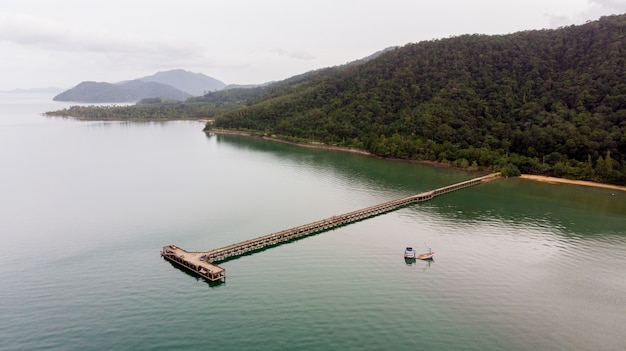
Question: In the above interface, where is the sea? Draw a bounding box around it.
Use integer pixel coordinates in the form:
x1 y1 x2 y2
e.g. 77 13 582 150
1 92 625 351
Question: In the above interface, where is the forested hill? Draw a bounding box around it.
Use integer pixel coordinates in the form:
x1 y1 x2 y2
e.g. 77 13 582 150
210 14 626 185
47 14 626 184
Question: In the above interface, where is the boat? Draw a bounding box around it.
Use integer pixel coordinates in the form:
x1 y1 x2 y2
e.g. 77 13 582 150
416 248 435 260
414 242 435 260
404 247 416 259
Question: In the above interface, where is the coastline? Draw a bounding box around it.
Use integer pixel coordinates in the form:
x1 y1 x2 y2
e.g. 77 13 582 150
207 128 626 192
205 128 373 155
205 128 480 171
519 174 626 192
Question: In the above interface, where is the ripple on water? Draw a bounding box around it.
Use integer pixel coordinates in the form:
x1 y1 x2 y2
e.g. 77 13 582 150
3 107 626 351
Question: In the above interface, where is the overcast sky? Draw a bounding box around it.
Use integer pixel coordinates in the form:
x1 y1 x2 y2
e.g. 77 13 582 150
1 0 626 90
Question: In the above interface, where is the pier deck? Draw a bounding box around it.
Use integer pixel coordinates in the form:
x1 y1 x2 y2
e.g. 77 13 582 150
161 245 225 282
161 173 500 282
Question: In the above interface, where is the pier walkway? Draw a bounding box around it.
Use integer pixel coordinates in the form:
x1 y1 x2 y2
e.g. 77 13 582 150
161 173 500 281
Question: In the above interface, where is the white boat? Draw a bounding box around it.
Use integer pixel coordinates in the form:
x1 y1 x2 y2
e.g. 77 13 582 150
404 247 416 259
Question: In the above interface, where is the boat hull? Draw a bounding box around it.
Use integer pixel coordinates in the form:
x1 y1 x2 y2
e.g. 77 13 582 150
404 247 416 259
416 252 435 260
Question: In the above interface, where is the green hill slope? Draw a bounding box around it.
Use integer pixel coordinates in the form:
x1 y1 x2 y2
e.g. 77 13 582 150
210 14 626 184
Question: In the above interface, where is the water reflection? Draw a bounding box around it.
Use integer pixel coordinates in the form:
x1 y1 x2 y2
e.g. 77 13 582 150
208 132 475 195
421 259 434 271
412 181 626 238
404 257 434 271
164 259 225 288
208 132 626 242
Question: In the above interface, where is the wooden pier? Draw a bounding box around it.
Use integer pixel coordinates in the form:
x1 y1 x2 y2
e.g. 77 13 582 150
161 173 500 282
161 245 226 282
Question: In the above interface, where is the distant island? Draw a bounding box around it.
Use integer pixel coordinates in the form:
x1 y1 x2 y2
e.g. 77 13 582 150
53 69 226 103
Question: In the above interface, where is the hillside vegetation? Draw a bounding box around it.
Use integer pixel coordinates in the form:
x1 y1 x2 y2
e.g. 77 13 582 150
48 15 626 184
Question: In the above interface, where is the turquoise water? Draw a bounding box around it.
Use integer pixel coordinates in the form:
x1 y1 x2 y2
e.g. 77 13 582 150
1 93 625 350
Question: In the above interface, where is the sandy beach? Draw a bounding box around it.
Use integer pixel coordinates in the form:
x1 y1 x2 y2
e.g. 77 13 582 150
519 174 626 192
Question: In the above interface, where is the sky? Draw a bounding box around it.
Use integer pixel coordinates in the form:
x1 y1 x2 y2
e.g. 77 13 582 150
1 0 626 90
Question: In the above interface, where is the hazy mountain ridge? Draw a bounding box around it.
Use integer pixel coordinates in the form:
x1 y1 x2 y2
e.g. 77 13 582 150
53 80 191 103
53 69 225 102
137 69 226 95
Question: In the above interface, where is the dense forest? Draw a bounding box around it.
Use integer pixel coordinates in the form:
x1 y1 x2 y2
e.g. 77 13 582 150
47 14 626 185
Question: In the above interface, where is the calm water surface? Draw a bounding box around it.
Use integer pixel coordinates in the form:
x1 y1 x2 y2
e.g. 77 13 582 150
1 93 625 350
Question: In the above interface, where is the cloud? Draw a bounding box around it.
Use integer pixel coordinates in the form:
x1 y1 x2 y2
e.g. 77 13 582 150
546 0 626 27
587 0 626 17
270 47 316 60
590 0 626 11
0 12 203 59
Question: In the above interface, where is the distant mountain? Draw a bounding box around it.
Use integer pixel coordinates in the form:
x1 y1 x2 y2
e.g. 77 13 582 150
137 69 226 96
53 69 225 102
53 80 191 103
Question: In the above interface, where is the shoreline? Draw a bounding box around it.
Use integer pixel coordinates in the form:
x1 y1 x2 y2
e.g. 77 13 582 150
207 128 626 192
205 128 372 155
518 174 626 192
205 128 481 171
